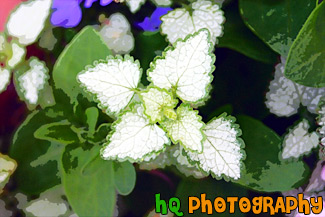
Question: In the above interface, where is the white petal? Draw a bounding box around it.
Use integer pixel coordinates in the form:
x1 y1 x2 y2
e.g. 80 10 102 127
0 68 11 93
161 104 204 152
161 0 225 44
8 42 26 68
187 114 245 180
305 161 325 193
101 104 169 162
126 0 146 13
78 56 141 115
266 57 325 117
7 0 52 45
281 120 319 159
99 13 134 54
140 87 178 123
17 58 49 105
148 29 214 103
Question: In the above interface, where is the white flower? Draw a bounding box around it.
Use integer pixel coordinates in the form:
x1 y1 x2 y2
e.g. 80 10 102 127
99 13 134 54
151 0 171 6
161 0 225 44
126 0 146 13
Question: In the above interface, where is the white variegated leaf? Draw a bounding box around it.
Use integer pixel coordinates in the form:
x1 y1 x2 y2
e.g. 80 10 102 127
126 0 146 13
8 42 26 68
171 145 206 179
140 87 178 123
266 57 325 117
139 148 173 170
7 0 52 45
187 113 245 180
78 56 141 115
0 153 17 194
151 0 172 6
305 161 325 193
16 58 49 105
148 29 215 103
161 104 204 152
161 0 225 44
101 104 170 162
281 120 319 159
0 68 11 93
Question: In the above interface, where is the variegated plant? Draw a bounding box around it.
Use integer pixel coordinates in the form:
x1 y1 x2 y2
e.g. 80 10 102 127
78 29 245 180
0 0 53 109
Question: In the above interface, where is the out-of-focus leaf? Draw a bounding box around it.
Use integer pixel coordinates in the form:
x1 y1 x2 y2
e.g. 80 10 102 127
61 144 116 217
284 2 325 87
235 115 310 192
34 120 80 145
113 161 136 196
239 0 315 56
219 4 277 64
10 110 64 194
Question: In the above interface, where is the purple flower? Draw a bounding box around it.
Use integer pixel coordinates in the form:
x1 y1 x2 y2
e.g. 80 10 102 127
50 0 113 28
84 0 113 8
51 0 83 28
136 7 172 32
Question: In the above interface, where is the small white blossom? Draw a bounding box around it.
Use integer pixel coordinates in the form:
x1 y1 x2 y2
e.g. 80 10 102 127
99 13 134 54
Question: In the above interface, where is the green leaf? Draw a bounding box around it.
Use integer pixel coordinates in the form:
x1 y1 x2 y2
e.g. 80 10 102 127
53 26 112 102
85 107 99 136
34 120 80 145
61 144 116 217
176 178 248 217
218 4 277 64
10 110 64 194
113 161 136 196
284 1 325 87
239 0 315 56
235 115 310 192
